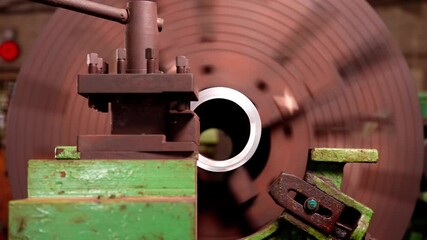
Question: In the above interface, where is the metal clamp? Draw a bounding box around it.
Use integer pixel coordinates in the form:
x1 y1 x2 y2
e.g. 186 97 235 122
267 148 378 240
269 173 345 235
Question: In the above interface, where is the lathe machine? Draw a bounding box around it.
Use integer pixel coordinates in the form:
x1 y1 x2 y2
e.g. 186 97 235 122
5 0 424 239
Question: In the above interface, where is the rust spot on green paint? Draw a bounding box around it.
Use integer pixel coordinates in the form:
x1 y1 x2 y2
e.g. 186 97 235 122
55 146 80 159
109 194 116 199
138 191 144 195
119 205 127 211
60 171 66 178
58 191 65 195
17 218 26 233
136 185 146 188
73 216 86 224
184 162 194 168
156 235 164 240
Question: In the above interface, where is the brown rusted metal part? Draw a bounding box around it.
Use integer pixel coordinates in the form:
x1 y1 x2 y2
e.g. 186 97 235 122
30 0 129 24
6 0 424 239
87 53 98 74
176 56 189 74
77 71 198 158
56 0 201 161
168 110 200 143
26 0 199 164
269 172 345 234
126 1 160 73
269 170 375 239
80 150 197 160
78 73 197 98
116 48 127 74
78 135 197 152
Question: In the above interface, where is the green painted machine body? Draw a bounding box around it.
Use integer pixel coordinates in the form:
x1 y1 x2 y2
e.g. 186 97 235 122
28 159 195 198
9 147 197 240
9 198 196 240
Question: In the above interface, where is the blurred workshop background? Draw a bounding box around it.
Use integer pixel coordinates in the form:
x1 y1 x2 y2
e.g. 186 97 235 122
1 0 427 240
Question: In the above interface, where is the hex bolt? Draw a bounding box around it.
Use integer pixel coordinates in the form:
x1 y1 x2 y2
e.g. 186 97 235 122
86 53 98 74
97 57 104 73
176 56 188 73
116 48 126 74
145 48 155 73
175 55 190 111
334 227 347 239
304 197 319 213
116 48 126 60
102 61 109 74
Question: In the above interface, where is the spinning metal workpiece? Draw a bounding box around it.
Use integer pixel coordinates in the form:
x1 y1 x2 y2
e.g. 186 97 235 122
6 0 424 239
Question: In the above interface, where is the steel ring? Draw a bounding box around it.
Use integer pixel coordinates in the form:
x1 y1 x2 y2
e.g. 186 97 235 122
191 87 262 172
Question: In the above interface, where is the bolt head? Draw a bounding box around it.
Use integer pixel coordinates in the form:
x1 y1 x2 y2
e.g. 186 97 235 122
116 48 126 60
304 198 319 213
176 56 188 68
334 227 347 238
97 58 104 71
86 53 98 65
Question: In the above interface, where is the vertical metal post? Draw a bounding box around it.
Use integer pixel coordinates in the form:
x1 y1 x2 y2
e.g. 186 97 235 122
126 1 160 73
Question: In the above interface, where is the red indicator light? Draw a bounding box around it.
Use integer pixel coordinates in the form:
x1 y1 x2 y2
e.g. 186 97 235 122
0 40 20 62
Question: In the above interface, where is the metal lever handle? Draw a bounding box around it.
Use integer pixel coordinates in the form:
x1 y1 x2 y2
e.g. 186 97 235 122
30 0 129 24
31 0 162 73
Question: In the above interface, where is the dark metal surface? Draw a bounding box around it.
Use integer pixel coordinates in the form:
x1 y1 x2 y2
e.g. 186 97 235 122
125 1 160 73
78 135 197 152
77 70 199 158
6 0 424 239
78 73 197 97
56 0 201 161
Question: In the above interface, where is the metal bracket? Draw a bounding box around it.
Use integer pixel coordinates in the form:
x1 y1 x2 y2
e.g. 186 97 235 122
271 148 378 240
246 148 378 240
269 173 346 236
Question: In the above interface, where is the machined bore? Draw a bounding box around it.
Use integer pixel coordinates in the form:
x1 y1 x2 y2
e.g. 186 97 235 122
191 87 262 172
